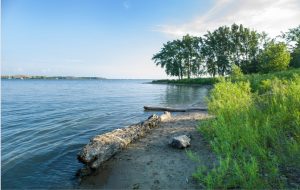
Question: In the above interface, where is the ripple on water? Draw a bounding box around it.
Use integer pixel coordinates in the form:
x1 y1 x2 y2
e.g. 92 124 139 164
1 79 209 189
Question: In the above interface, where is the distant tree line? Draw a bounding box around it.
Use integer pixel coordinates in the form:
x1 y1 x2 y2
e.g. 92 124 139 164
152 24 300 78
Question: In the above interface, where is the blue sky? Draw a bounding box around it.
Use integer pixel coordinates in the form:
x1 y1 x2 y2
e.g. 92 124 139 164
2 0 300 78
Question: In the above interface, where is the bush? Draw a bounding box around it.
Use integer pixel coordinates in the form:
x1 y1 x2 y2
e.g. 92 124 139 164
195 73 300 189
258 42 291 73
152 77 219 85
230 64 244 81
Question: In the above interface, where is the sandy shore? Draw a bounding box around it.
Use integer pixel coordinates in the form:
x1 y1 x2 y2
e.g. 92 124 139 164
79 112 216 189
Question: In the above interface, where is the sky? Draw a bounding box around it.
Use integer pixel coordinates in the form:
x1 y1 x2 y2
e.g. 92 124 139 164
2 0 300 79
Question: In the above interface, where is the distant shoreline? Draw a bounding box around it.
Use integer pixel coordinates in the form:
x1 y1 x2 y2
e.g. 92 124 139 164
1 75 106 80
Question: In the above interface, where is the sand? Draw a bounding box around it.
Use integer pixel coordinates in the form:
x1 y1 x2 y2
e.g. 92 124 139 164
79 112 216 189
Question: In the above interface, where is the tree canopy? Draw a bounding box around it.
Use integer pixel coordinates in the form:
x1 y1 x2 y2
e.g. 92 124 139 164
258 42 291 73
152 35 202 79
282 25 300 68
153 24 299 78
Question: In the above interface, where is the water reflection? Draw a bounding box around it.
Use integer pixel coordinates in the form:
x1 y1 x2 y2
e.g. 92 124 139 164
1 80 209 189
161 85 209 108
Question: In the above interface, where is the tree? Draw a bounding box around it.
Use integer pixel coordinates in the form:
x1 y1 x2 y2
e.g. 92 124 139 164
152 35 202 79
181 35 202 78
290 39 300 68
258 42 291 73
201 24 262 76
152 40 185 79
281 25 300 50
282 25 300 68
153 24 298 78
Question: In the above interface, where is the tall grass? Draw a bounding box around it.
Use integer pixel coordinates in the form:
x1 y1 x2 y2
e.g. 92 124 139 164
152 77 219 85
152 68 300 86
195 72 300 189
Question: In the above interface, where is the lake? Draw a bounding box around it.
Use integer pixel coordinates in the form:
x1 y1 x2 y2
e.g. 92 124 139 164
1 79 209 189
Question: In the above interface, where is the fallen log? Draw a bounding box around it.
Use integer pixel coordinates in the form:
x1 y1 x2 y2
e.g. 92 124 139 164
144 106 208 112
77 112 171 176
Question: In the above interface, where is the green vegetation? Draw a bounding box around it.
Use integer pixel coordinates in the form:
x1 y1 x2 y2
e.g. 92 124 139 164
152 23 300 189
233 68 300 92
283 26 300 68
152 35 202 79
193 69 300 189
152 77 219 85
258 42 291 73
152 68 300 86
153 24 300 79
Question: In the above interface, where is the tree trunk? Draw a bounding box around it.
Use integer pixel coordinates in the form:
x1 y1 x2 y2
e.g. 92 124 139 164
187 57 191 79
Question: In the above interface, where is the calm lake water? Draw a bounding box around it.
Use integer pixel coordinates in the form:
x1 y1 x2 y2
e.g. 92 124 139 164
1 79 209 189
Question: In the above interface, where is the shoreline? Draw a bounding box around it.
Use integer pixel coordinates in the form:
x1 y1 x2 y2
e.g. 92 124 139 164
147 81 214 88
78 112 215 189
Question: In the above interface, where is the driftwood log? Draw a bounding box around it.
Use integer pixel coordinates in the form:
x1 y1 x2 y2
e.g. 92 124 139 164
144 106 208 112
77 112 172 176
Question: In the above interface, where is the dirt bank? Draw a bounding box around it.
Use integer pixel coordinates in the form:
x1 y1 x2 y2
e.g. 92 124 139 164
79 112 216 189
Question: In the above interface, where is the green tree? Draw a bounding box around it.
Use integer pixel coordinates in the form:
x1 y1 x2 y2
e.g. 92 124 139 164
282 25 300 50
201 24 262 76
152 40 185 79
283 25 300 68
181 35 202 78
258 42 291 73
152 35 202 79
290 39 300 68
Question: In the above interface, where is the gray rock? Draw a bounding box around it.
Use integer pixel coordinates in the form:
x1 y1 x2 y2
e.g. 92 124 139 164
169 135 191 149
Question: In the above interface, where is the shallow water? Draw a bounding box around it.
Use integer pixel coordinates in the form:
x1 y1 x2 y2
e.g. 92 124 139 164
1 79 208 189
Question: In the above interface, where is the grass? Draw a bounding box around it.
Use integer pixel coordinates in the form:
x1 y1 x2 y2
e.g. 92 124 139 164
152 77 219 85
232 68 300 91
152 68 300 87
193 69 300 189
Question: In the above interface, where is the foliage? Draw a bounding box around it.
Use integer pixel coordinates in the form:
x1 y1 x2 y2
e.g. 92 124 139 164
152 40 184 79
201 24 263 76
290 39 300 68
281 25 300 51
230 64 244 81
152 68 300 87
195 70 300 189
258 41 291 73
281 25 300 68
153 24 300 78
232 68 300 91
152 35 202 79
152 77 219 85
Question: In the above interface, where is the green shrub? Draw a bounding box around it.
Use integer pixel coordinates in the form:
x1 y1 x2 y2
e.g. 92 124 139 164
152 77 219 85
258 42 291 73
195 73 300 189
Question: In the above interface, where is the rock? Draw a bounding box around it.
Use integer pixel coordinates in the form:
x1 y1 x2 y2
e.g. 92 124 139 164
160 111 172 122
169 135 191 149
77 114 161 170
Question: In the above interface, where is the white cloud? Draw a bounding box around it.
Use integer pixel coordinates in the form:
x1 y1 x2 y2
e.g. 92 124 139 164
156 0 300 38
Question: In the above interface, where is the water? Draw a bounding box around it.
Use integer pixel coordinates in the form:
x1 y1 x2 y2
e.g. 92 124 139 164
1 79 209 189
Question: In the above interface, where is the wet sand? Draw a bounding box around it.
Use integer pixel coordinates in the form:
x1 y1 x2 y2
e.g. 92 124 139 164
79 112 216 189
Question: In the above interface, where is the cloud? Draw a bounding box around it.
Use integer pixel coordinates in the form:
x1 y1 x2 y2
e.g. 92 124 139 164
156 0 300 38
